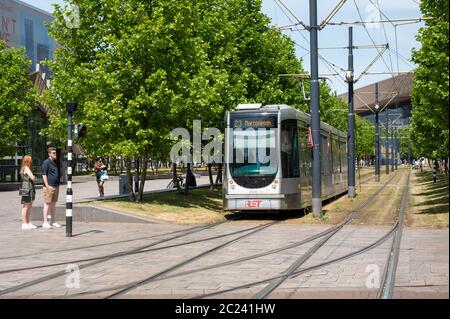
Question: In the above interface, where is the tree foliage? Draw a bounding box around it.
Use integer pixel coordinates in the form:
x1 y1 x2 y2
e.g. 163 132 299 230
43 0 375 200
320 83 375 158
0 41 36 157
411 0 449 159
43 0 307 199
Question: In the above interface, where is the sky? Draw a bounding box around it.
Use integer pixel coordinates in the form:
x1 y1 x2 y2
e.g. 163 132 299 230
21 0 424 95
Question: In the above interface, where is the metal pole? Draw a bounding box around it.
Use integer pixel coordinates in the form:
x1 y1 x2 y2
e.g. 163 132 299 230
408 141 411 166
66 106 74 237
375 83 380 182
134 159 139 193
391 124 394 172
310 0 322 217
385 117 390 175
347 27 356 198
394 128 398 170
433 160 437 183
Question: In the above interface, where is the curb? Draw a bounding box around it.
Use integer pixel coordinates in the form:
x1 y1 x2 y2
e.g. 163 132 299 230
30 205 158 224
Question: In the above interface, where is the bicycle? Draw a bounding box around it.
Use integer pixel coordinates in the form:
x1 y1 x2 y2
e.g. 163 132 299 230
166 175 184 189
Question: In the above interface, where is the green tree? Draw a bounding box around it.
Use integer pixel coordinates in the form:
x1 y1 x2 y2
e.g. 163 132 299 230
0 41 36 157
43 0 308 199
411 0 449 159
320 83 375 159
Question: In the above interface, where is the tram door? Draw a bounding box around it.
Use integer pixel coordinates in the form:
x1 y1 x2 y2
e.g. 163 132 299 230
321 132 333 198
298 121 312 207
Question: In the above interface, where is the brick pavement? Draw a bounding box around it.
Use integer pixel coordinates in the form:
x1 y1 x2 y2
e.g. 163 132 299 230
0 178 448 299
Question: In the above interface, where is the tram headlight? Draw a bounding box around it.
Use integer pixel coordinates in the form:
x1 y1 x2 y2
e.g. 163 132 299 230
271 179 279 189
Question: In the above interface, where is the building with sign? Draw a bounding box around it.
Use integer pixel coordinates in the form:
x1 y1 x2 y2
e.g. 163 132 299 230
1 0 54 71
0 0 55 187
339 72 413 164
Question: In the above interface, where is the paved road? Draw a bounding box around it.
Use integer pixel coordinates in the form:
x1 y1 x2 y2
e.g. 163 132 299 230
0 177 448 299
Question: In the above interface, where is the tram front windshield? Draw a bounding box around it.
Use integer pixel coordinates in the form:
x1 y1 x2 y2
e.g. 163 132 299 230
229 112 278 188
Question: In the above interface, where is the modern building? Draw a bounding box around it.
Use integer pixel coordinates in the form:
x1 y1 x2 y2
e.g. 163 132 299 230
339 72 413 163
0 0 55 187
1 0 54 71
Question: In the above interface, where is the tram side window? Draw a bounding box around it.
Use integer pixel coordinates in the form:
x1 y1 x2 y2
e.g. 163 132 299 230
299 124 312 176
332 135 341 173
321 133 331 175
339 137 347 172
281 120 300 178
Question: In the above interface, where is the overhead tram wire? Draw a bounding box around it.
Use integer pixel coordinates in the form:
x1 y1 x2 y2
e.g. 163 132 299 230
351 1 420 100
352 0 398 93
273 0 349 90
274 0 412 94
374 0 395 76
351 3 420 119
325 17 430 26
368 0 419 95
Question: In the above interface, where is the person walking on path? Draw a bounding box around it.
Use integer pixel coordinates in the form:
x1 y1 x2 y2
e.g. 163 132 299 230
20 155 37 230
42 147 61 229
94 160 108 197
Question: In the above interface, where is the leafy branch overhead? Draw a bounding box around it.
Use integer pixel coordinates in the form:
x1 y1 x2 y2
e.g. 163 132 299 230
411 0 449 159
0 41 36 158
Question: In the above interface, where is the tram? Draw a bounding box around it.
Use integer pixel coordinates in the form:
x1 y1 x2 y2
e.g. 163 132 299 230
223 104 348 211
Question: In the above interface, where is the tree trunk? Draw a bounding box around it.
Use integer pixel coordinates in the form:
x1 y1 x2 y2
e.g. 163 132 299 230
183 163 190 195
172 162 182 193
138 157 148 202
126 159 135 201
214 163 223 186
207 163 214 190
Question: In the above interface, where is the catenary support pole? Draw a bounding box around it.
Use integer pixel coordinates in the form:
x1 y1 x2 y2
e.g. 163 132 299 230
391 124 394 172
408 141 411 165
394 128 398 170
375 83 380 182
347 27 356 197
385 117 390 175
310 0 322 217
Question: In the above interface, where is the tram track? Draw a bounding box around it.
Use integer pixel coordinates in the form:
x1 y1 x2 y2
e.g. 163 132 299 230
63 171 400 298
0 170 376 264
377 170 410 299
0 218 258 296
103 221 278 298
0 220 271 275
0 171 406 298
192 170 409 299
0 223 225 261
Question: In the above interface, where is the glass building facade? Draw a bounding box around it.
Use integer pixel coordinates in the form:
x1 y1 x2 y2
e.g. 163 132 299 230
1 0 55 184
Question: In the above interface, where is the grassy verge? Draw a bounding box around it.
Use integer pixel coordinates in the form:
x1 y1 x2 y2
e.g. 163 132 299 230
406 168 449 228
88 167 410 226
89 188 232 224
284 167 395 225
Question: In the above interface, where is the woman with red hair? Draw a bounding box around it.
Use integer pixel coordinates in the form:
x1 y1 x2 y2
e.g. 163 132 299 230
20 155 37 230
